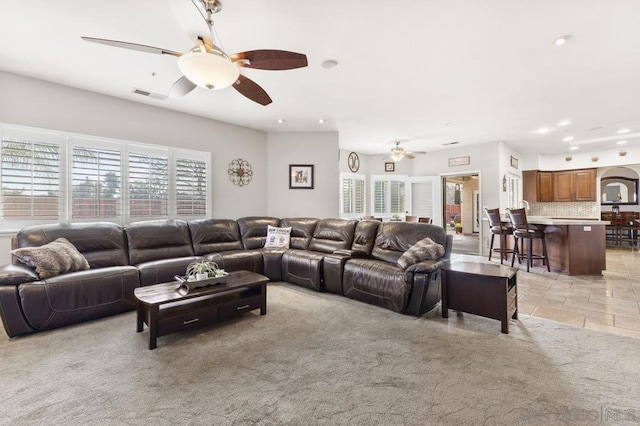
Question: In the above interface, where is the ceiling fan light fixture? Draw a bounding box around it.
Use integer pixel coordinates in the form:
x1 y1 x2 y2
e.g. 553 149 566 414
391 150 404 162
177 50 239 90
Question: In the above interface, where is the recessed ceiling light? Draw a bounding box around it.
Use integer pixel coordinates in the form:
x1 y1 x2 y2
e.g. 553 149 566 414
537 127 549 134
554 35 571 46
318 118 325 124
617 140 628 145
563 136 574 142
321 59 339 69
569 146 579 151
277 118 285 124
617 128 630 134
558 120 571 126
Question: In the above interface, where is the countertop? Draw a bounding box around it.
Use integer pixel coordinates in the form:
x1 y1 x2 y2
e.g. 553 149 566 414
483 216 610 225
526 216 609 225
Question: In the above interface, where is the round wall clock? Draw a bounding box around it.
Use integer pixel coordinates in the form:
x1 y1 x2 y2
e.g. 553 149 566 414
227 158 253 187
347 152 360 173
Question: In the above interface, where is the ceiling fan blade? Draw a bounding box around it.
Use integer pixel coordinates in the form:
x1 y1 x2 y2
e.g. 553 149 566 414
232 74 272 106
410 151 427 155
169 76 197 97
230 50 308 70
405 153 416 160
169 0 213 47
81 36 182 57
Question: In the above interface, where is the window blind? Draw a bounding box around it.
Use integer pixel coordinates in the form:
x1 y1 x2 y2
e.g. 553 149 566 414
1 139 60 220
128 152 169 218
72 146 121 219
176 158 207 216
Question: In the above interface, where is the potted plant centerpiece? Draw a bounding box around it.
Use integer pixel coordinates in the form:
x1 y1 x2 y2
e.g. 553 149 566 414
186 261 224 281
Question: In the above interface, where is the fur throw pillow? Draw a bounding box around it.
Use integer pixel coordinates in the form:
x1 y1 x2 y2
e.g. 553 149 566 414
397 237 445 270
11 238 90 279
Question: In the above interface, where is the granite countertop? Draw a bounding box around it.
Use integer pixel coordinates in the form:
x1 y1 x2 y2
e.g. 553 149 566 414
526 216 609 225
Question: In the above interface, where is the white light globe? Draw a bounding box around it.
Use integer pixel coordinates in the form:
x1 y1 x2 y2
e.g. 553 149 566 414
178 51 239 90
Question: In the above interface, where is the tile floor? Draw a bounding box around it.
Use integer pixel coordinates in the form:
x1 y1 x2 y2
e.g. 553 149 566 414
452 247 640 339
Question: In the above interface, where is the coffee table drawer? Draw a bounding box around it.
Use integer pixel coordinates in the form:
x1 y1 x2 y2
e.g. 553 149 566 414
218 295 263 319
158 305 218 336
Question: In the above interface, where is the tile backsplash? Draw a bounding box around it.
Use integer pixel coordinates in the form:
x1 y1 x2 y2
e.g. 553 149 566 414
529 202 599 219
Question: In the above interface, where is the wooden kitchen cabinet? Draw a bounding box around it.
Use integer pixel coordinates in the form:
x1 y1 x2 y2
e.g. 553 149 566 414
523 168 596 202
554 169 597 201
523 170 554 202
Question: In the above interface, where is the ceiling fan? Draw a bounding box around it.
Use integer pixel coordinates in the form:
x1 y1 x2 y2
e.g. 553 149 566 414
388 141 426 161
81 0 308 105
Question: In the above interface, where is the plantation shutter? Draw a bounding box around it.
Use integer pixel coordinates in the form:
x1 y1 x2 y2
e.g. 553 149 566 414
354 178 365 214
72 147 121 219
373 180 387 214
128 151 169 218
1 139 61 220
390 181 405 214
342 177 354 214
176 158 207 216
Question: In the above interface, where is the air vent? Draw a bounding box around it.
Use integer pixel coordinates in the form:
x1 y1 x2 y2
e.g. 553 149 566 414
132 88 167 100
443 141 459 146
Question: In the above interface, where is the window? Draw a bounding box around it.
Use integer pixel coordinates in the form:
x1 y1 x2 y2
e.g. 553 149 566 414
371 175 407 216
0 124 211 229
128 150 169 219
1 128 62 228
72 145 122 220
175 157 207 216
340 174 365 217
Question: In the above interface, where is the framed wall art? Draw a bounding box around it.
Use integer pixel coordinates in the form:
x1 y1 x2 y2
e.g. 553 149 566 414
510 155 518 169
289 164 314 189
448 156 470 167
385 162 395 172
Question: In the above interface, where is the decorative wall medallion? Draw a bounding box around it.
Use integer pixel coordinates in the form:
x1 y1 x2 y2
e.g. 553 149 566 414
227 158 253 187
347 152 360 172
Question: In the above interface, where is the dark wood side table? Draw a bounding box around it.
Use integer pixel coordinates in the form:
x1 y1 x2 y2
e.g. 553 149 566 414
441 262 518 334
134 270 269 349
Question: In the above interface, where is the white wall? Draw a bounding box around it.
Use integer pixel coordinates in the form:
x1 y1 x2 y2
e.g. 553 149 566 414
267 132 339 218
0 71 270 263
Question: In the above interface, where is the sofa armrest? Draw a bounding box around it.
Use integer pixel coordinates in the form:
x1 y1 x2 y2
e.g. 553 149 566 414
0 264 39 286
332 249 369 258
405 258 450 274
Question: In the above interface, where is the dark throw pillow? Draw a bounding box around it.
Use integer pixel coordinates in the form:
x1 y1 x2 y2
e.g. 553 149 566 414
397 237 445 270
11 238 90 279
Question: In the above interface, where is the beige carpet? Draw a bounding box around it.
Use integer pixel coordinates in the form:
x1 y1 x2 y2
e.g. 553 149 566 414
2 282 639 425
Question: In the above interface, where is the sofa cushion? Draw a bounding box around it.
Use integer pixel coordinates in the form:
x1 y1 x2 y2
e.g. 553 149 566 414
307 219 357 253
189 219 243 255
136 256 202 286
397 237 445 269
280 218 319 250
126 220 194 265
15 222 129 268
237 217 281 250
12 238 90 279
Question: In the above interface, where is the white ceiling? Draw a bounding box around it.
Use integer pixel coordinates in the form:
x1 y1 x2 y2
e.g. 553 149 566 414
2 0 640 156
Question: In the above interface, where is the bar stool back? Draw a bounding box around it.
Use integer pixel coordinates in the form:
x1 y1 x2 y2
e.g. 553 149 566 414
508 208 550 272
484 208 516 265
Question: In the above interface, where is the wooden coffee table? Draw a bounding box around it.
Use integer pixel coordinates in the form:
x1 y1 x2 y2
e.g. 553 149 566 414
441 262 518 334
134 270 269 349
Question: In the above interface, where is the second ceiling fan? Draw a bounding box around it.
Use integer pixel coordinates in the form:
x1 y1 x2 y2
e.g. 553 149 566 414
82 0 308 105
388 141 426 161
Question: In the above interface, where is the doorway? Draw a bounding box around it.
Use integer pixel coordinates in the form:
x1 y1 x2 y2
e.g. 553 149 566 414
442 174 480 255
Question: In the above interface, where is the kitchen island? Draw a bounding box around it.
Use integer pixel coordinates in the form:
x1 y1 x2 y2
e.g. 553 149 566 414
522 217 608 276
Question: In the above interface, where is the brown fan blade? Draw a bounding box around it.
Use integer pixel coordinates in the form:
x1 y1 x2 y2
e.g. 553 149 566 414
168 76 197 98
81 37 182 57
230 50 308 70
232 75 272 105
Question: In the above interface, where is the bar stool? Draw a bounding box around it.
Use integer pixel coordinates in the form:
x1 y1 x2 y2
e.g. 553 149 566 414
508 208 550 273
484 208 516 265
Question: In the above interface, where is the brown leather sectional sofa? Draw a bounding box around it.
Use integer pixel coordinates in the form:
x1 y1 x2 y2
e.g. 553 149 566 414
0 217 453 337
